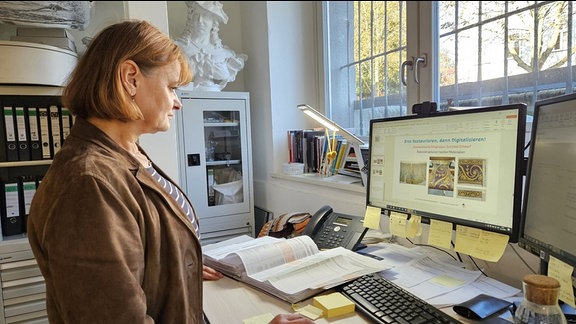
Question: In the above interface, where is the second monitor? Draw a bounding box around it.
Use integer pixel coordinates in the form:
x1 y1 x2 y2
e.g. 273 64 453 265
367 103 527 242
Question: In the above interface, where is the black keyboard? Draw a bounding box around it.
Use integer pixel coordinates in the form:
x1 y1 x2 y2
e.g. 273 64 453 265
338 273 462 324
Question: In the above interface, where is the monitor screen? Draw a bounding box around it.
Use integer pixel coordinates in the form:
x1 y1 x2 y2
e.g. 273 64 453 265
367 104 527 242
518 93 576 286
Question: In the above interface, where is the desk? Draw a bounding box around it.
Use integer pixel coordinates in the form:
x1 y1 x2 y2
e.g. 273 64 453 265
203 276 478 323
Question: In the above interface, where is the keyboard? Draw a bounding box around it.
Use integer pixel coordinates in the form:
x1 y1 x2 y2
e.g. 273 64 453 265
338 273 462 324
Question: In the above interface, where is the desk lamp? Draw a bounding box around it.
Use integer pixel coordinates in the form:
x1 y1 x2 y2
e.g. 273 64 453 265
297 104 367 186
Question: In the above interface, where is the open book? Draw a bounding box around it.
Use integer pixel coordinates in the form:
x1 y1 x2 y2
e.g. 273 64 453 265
202 234 389 304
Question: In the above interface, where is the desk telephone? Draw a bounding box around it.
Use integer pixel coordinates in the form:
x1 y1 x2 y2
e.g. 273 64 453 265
302 205 368 251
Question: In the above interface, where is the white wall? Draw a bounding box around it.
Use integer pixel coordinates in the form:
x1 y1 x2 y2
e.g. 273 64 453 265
235 1 360 217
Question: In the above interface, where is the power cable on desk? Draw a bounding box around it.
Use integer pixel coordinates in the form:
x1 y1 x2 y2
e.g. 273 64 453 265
404 237 458 261
464 254 489 277
449 240 464 263
509 243 538 274
407 239 490 277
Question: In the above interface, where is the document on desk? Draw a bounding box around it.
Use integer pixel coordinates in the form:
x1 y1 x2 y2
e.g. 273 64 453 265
358 242 521 307
381 256 482 300
427 275 521 308
202 235 390 304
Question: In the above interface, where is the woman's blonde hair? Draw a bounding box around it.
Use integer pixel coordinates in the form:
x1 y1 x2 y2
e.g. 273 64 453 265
62 20 192 121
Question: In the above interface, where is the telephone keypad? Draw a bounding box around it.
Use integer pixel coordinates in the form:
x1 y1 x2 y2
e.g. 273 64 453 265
318 225 350 248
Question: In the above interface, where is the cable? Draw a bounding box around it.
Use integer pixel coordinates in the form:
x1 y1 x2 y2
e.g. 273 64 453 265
509 243 538 274
450 241 463 263
466 255 489 277
405 238 458 261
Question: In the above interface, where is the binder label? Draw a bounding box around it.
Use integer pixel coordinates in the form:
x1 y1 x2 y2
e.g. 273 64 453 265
15 107 27 142
28 108 40 142
3 106 18 161
39 107 51 159
50 105 61 155
4 183 19 217
4 107 15 143
21 181 37 215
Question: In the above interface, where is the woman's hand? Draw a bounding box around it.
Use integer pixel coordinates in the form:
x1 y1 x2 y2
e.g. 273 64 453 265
269 313 314 324
202 265 224 281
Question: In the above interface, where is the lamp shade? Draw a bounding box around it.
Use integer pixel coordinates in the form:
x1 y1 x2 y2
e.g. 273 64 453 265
297 104 364 145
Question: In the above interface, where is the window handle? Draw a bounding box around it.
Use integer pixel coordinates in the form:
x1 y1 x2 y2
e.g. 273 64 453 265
401 59 413 86
401 55 427 86
413 55 427 85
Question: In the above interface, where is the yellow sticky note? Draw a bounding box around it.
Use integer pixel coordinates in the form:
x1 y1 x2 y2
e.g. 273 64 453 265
431 274 466 287
454 225 508 262
406 215 422 238
313 292 355 318
389 211 408 237
548 255 576 308
454 225 482 255
295 304 324 320
363 205 381 229
242 313 275 324
428 219 453 249
471 231 508 262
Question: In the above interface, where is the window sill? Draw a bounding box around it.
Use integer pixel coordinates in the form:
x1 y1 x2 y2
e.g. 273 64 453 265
270 173 366 194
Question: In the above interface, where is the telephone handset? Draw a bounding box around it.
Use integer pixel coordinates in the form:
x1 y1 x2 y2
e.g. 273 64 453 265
302 205 368 251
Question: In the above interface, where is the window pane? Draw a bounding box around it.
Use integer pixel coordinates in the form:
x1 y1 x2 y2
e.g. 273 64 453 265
326 1 406 138
481 21 505 81
457 27 479 84
439 1 576 116
458 1 480 29
324 1 576 137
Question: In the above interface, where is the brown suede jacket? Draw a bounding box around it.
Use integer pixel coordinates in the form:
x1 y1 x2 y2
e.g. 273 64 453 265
27 117 204 323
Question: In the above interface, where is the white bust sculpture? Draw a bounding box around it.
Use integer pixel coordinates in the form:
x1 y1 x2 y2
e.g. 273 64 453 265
175 1 247 91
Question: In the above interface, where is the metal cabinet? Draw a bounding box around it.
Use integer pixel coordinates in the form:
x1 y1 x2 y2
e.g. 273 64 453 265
176 91 254 244
0 239 47 324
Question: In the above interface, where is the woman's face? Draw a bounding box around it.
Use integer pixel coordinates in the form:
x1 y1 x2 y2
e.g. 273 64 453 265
134 61 183 134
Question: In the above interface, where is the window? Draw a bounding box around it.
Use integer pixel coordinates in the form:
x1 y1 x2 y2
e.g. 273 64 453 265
323 1 576 138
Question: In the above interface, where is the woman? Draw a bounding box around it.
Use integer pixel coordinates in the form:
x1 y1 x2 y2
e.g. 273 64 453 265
27 19 312 324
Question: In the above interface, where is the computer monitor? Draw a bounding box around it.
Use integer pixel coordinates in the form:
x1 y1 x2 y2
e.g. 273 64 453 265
518 93 576 302
367 104 527 242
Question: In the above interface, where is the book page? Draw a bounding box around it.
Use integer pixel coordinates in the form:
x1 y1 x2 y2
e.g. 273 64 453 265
248 247 389 294
236 235 319 275
202 235 320 278
203 235 284 278
203 235 278 260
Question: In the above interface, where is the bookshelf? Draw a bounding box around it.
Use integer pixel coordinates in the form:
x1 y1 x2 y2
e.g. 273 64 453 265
0 42 72 322
287 129 368 187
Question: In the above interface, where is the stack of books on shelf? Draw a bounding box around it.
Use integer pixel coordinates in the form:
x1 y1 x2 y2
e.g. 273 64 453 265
11 27 77 53
287 129 350 176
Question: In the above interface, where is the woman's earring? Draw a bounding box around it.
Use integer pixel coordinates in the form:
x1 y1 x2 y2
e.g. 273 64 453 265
131 93 136 101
